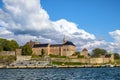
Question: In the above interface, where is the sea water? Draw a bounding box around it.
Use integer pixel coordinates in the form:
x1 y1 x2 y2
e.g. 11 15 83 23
0 68 120 80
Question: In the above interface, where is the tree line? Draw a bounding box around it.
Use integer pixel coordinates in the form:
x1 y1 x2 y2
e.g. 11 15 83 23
91 48 120 59
0 38 19 51
0 38 32 55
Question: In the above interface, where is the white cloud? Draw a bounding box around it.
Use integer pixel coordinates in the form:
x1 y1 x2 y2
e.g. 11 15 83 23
53 19 95 40
0 0 95 41
53 19 78 34
109 30 120 42
0 0 120 53
0 28 14 40
1 0 53 35
14 35 37 45
108 30 120 53
0 28 13 36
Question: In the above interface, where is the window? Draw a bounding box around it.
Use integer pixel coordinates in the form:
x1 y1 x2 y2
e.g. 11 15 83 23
67 49 69 51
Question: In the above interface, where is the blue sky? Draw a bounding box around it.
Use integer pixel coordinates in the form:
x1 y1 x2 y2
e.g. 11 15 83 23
0 0 120 52
0 0 120 41
0 0 3 8
41 0 120 41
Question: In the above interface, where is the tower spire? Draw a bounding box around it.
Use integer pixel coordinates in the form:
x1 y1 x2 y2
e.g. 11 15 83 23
63 35 66 44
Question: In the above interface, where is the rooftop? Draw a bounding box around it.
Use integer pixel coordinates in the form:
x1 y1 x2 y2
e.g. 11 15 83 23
50 44 62 47
33 44 49 48
82 48 88 51
63 41 76 46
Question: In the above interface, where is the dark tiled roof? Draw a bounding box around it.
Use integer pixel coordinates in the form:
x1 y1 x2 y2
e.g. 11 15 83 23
82 48 88 51
33 44 49 48
63 41 76 46
50 44 62 47
33 41 76 48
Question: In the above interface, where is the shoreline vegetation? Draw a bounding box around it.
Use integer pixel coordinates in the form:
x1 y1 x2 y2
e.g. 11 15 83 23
0 38 120 69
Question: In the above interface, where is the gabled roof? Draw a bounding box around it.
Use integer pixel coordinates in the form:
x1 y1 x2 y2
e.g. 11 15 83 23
63 41 76 46
82 48 88 51
33 43 49 48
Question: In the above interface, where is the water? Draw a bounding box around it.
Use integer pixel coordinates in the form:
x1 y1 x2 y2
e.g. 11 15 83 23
0 68 120 80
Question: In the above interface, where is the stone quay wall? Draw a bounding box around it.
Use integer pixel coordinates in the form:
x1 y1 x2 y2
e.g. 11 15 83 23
51 57 113 64
0 51 15 56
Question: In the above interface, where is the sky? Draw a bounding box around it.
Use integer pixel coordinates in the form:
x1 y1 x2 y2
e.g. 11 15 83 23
41 0 120 42
0 0 120 53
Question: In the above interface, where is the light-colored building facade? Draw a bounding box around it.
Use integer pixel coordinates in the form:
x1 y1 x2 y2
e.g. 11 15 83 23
80 48 89 57
30 37 76 56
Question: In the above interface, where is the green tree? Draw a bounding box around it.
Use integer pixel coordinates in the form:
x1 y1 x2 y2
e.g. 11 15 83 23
0 38 19 51
92 48 107 57
22 43 32 55
0 38 7 51
0 44 3 52
10 40 19 50
72 52 80 56
4 40 13 51
41 49 45 57
114 53 120 60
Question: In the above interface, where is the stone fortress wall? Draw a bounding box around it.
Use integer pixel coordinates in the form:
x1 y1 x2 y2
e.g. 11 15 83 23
0 49 114 64
0 51 15 56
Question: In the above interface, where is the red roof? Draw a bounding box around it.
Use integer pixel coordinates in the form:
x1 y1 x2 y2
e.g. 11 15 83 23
82 48 88 51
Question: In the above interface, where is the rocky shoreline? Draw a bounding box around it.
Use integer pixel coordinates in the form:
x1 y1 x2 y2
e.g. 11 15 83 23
0 65 120 69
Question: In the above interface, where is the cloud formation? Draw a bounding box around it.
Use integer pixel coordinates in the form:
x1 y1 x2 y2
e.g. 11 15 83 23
0 0 120 53
109 30 120 42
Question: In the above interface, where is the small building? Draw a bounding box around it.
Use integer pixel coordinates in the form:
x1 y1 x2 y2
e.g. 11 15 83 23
80 48 89 57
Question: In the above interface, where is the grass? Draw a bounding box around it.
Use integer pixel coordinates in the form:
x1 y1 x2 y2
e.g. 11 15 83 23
115 59 120 65
77 55 84 58
0 55 16 65
31 54 42 58
49 54 67 58
52 61 85 65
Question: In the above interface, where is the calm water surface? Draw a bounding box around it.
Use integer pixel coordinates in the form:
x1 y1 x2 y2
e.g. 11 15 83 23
0 68 120 80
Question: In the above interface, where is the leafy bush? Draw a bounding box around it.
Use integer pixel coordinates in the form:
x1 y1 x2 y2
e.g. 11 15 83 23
77 55 84 58
52 62 85 65
31 54 40 58
21 43 32 55
92 48 107 57
0 55 16 65
49 54 66 58
114 53 120 60
0 38 19 51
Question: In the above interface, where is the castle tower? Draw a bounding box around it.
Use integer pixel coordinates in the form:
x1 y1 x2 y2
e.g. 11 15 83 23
35 38 40 44
29 40 35 47
80 48 88 57
63 35 67 44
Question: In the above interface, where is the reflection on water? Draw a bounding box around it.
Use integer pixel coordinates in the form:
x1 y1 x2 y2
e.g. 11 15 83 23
0 68 120 80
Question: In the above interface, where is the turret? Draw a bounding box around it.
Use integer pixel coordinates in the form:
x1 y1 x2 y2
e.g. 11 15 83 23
63 35 67 44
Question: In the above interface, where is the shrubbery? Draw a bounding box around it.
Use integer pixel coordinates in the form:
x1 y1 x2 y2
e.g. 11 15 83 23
49 54 66 58
0 55 16 65
0 38 19 51
52 62 85 65
77 55 84 58
21 43 32 55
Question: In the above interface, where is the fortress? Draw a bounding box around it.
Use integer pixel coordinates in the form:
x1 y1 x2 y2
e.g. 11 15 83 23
0 36 114 64
28 36 76 56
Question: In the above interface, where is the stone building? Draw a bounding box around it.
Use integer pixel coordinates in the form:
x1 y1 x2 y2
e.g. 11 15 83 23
80 48 88 56
29 37 76 56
